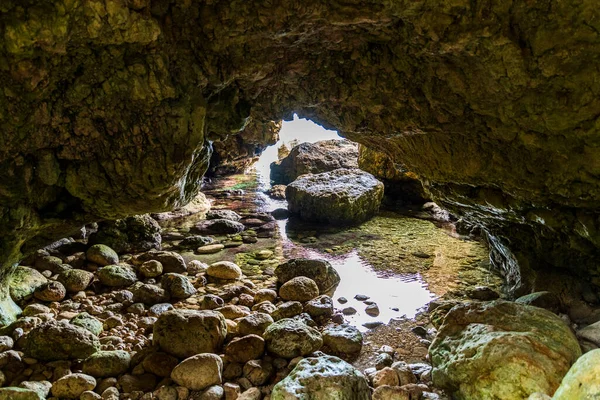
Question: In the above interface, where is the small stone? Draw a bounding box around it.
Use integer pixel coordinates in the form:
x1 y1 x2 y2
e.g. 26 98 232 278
225 335 265 363
83 350 131 377
354 294 369 301
237 313 274 337
207 261 243 280
197 244 225 254
162 273 197 299
149 303 174 316
243 358 274 386
365 303 380 317
71 312 103 336
131 283 170 305
171 353 223 390
139 260 163 278
86 245 119 266
0 336 14 352
279 276 319 302
304 295 334 318
363 321 384 329
188 260 209 275
198 384 225 400
338 297 348 304
263 318 323 359
142 352 179 377
238 387 261 400
322 324 363 355
216 304 250 320
34 281 66 302
97 265 138 287
254 250 273 260
272 301 303 321
372 367 399 388
223 382 241 400
51 373 96 399
342 307 357 315
375 353 394 370
57 269 94 292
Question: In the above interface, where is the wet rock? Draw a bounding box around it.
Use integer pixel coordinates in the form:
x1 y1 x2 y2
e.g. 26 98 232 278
552 348 600 399
83 350 130 377
179 235 215 249
304 295 334 318
194 219 246 235
275 259 340 293
86 245 119 267
515 291 562 314
225 335 265 363
97 265 137 287
271 355 370 399
322 324 363 355
131 283 170 305
171 353 223 390
243 358 274 386
162 273 196 299
237 313 274 336
51 373 96 399
279 276 319 302
342 307 357 315
24 320 100 361
136 250 187 273
206 210 241 221
430 301 581 399
33 281 66 302
139 260 163 278
286 168 384 225
57 269 94 292
207 261 243 280
71 312 103 336
88 215 162 254
264 318 323 359
197 244 226 254
154 310 227 358
365 303 380 317
271 140 359 185
271 207 289 219
142 352 179 377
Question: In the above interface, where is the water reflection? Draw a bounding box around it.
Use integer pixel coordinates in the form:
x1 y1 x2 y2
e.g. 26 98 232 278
250 116 435 330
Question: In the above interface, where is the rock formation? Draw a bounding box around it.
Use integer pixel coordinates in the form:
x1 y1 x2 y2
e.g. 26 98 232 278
1 0 600 321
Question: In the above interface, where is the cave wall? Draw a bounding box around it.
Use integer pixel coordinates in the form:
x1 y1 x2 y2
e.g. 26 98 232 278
1 0 599 316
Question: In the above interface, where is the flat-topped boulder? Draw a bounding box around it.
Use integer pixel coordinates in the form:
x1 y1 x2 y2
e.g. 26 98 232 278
286 168 384 225
271 140 359 185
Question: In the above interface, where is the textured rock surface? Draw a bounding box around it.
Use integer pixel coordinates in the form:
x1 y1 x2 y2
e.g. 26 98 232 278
88 215 162 254
153 310 227 358
552 349 600 399
429 301 581 400
24 321 100 361
286 168 385 225
271 140 359 184
1 0 600 317
271 355 370 400
275 259 340 293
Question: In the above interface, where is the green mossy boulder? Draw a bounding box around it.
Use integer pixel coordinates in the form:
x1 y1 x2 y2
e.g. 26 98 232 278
9 266 47 303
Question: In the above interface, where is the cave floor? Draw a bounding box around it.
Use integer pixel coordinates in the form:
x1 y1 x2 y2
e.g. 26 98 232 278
163 170 504 373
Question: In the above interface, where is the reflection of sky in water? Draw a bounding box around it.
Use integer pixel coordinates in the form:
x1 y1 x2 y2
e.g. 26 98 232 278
253 116 435 331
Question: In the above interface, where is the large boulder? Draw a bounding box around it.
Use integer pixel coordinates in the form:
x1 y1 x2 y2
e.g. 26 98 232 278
88 214 162 254
551 348 600 399
153 310 227 358
286 168 384 225
429 301 581 400
271 355 370 399
24 321 100 361
275 259 340 293
271 140 359 184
